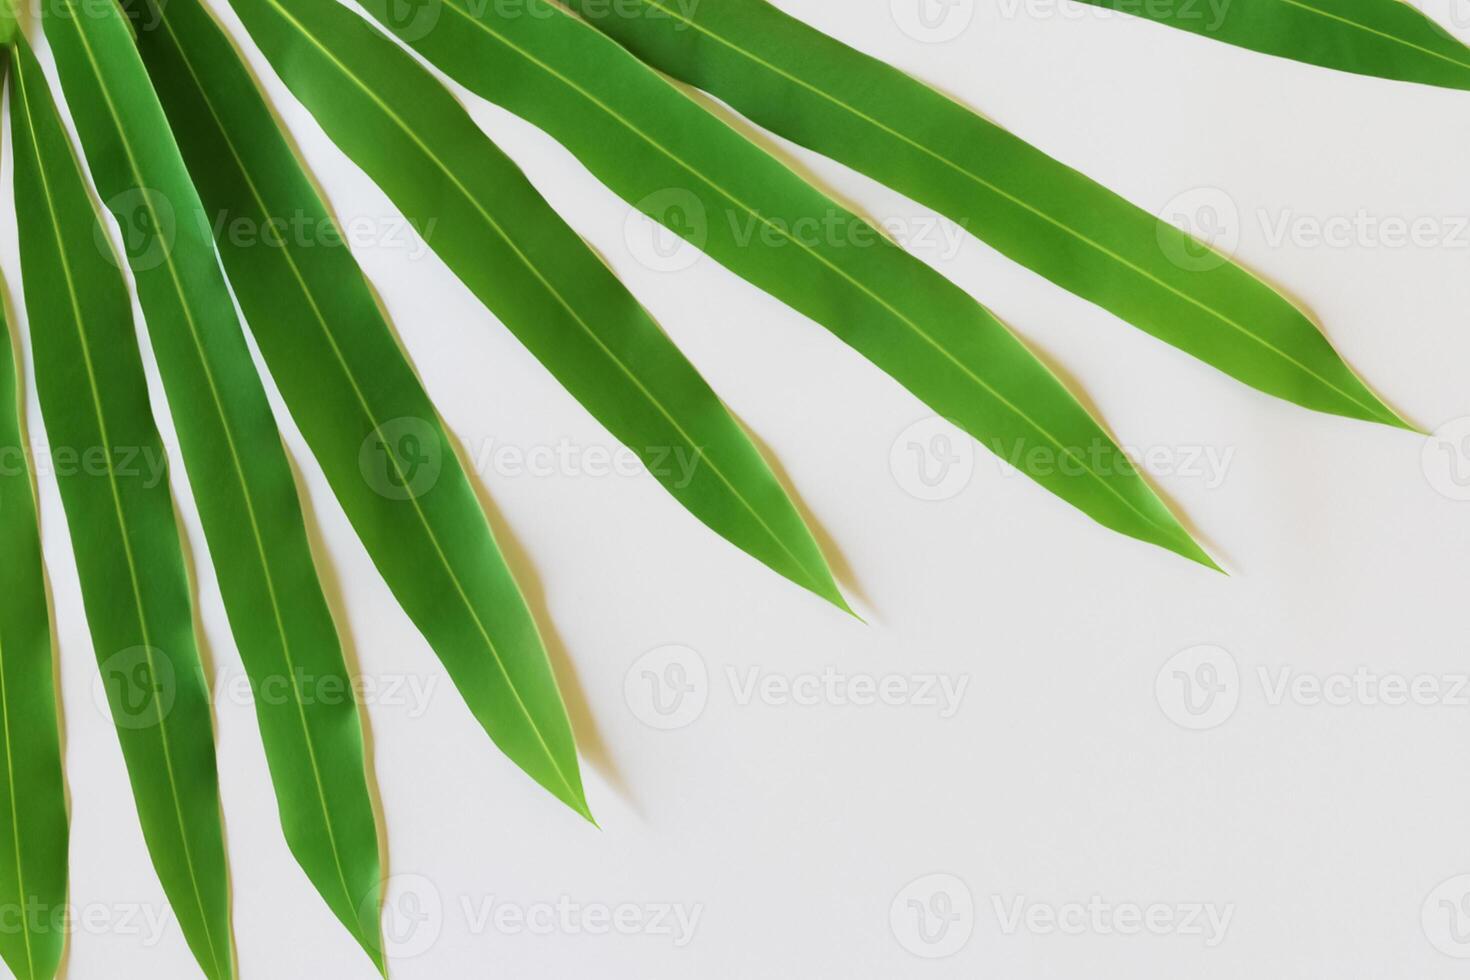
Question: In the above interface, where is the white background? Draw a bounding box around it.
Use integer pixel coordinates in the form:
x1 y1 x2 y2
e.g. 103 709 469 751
5 0 1470 975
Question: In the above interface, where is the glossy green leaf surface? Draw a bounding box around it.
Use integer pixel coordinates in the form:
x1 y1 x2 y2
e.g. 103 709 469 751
0 51 69 980
1073 0 1470 90
224 0 850 611
567 0 1409 428
120 0 397 964
136 0 595 822
9 37 231 979
349 0 1215 565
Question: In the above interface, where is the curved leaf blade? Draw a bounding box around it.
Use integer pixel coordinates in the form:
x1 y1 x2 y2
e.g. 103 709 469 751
9 37 232 979
87 0 399 965
347 0 1215 565
43 0 395 968
221 0 850 611
1074 0 1470 90
0 60 69 980
128 0 597 824
567 0 1410 428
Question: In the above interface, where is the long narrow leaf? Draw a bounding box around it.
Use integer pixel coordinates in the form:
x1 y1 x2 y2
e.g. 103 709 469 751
9 36 231 979
213 0 851 611
344 0 1216 565
42 0 390 968
91 0 590 834
1074 0 1470 90
126 0 598 818
567 0 1411 427
0 51 69 980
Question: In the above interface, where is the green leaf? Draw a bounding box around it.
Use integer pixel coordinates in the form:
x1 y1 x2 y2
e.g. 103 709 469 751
1073 0 1470 90
79 0 394 967
565 0 1411 429
129 0 598 827
220 0 851 611
0 54 69 980
343 0 1215 565
42 0 390 970
8 36 231 980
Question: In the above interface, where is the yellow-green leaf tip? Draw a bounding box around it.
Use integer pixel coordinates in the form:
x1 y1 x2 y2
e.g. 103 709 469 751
0 0 17 45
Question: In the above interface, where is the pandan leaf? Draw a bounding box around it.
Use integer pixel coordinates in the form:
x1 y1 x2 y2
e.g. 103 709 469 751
0 51 69 980
566 0 1411 428
9 36 232 979
1073 0 1470 90
340 0 1216 565
129 0 597 824
42 0 388 969
216 0 851 611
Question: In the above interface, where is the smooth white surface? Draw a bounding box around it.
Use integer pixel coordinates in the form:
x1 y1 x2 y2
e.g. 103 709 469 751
4 0 1470 976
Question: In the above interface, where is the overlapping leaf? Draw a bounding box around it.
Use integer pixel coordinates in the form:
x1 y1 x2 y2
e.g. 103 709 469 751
221 0 851 610
132 0 596 820
567 0 1409 428
43 0 394 969
0 49 69 980
9 34 231 979
1073 0 1470 89
343 0 1215 565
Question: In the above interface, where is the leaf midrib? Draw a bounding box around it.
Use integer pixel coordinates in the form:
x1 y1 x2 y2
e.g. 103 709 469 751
13 48 224 979
266 0 835 602
436 0 1190 545
617 0 1395 426
150 5 369 942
